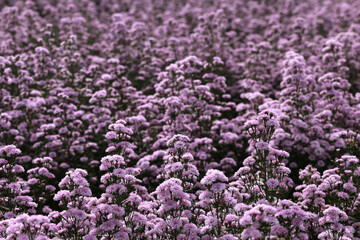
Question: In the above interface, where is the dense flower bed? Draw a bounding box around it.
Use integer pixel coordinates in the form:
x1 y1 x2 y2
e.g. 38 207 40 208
0 0 360 239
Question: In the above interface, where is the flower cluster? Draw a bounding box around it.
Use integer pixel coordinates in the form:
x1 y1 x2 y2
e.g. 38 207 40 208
0 0 360 239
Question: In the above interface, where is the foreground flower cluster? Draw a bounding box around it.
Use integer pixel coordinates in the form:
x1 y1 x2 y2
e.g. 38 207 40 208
0 0 360 239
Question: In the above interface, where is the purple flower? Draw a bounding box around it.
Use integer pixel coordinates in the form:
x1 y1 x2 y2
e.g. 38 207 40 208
266 178 279 189
241 227 262 239
255 141 269 150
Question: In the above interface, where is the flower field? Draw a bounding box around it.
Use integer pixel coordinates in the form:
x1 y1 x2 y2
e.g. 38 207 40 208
0 0 360 239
